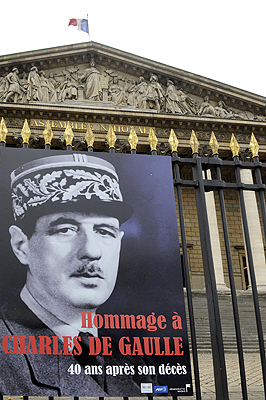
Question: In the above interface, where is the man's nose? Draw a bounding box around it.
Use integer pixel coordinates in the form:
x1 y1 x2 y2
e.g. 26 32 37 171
77 231 102 260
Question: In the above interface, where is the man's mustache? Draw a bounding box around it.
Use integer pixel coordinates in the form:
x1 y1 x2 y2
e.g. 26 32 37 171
71 263 104 278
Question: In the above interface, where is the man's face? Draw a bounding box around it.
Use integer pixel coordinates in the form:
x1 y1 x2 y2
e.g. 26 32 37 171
25 212 124 312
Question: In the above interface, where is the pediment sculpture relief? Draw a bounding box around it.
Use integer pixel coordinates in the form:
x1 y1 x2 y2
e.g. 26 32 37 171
0 61 265 121
80 60 103 101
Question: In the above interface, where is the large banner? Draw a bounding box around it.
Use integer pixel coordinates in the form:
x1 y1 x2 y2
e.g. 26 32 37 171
0 148 192 396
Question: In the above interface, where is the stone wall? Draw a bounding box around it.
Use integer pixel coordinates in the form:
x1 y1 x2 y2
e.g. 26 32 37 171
175 187 248 290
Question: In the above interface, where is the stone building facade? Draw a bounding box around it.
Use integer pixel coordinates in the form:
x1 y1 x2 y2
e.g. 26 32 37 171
1 41 266 291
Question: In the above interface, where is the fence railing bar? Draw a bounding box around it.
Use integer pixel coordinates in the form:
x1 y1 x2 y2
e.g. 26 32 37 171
172 153 202 400
174 178 199 188
204 180 266 191
214 155 248 400
234 157 266 397
193 153 229 400
176 154 266 171
253 156 266 240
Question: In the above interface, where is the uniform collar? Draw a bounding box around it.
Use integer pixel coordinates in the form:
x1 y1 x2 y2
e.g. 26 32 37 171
20 285 98 343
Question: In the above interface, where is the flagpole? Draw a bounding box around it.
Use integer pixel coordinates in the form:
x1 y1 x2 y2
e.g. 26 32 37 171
87 13 91 41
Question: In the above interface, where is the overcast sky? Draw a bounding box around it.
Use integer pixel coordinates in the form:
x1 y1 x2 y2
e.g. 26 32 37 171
1 0 265 98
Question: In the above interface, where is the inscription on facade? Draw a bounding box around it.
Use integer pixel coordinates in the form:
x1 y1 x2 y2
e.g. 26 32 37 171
31 120 151 135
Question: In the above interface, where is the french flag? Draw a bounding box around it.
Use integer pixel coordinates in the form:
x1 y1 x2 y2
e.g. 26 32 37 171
68 18 89 34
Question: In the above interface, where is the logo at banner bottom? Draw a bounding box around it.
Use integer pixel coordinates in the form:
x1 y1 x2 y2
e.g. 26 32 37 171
154 386 168 393
141 383 153 393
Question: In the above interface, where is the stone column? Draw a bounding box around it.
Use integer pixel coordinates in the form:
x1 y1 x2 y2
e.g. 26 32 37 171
204 170 229 291
240 169 266 291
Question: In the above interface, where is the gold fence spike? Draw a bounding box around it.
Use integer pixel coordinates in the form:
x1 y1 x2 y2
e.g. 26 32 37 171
64 121 74 146
168 129 179 153
230 133 240 158
128 126 138 151
209 131 219 155
148 128 158 151
42 120 53 146
249 132 259 158
106 125 117 149
21 119 31 144
190 130 199 154
85 125 95 148
0 117 8 143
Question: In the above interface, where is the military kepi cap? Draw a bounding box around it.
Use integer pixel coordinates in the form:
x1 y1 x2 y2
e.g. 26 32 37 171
11 153 133 226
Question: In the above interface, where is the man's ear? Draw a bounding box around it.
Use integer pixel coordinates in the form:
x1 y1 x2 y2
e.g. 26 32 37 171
9 225 30 265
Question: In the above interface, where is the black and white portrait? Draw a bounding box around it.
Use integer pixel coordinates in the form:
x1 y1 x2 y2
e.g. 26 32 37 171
0 148 192 396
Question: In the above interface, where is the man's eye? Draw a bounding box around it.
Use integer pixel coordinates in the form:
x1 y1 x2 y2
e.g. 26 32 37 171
50 225 79 236
96 228 116 238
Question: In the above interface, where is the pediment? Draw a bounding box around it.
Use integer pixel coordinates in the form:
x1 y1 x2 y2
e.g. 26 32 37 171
0 41 266 123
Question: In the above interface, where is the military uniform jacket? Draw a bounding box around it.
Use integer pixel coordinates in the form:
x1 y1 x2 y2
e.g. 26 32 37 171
0 295 154 396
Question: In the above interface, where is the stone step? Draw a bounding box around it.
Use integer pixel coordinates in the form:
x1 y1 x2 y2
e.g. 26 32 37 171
184 290 266 352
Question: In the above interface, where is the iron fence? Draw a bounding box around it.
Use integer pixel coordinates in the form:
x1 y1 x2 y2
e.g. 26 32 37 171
0 123 266 400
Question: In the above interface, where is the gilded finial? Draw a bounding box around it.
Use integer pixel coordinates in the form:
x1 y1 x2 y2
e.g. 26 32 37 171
42 120 53 145
85 125 95 148
168 129 179 153
148 128 158 151
64 121 74 146
209 131 219 155
190 130 199 154
249 132 259 158
21 119 31 144
128 126 139 151
106 125 117 148
0 117 8 143
230 133 240 158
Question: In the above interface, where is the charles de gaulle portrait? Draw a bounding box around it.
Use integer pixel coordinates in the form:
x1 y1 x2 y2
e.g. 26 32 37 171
0 153 156 396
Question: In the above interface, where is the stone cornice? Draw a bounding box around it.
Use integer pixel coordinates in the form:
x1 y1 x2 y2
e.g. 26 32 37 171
1 101 266 136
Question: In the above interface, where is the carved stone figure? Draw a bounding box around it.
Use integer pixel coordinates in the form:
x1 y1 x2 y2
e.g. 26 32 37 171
27 66 42 101
254 114 266 121
135 76 147 109
175 89 197 114
19 72 29 103
214 101 237 118
108 77 126 105
39 71 50 102
0 77 5 101
80 60 102 101
59 75 78 101
198 96 216 116
4 68 24 103
48 73 60 102
126 80 137 107
165 80 182 113
146 74 164 111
